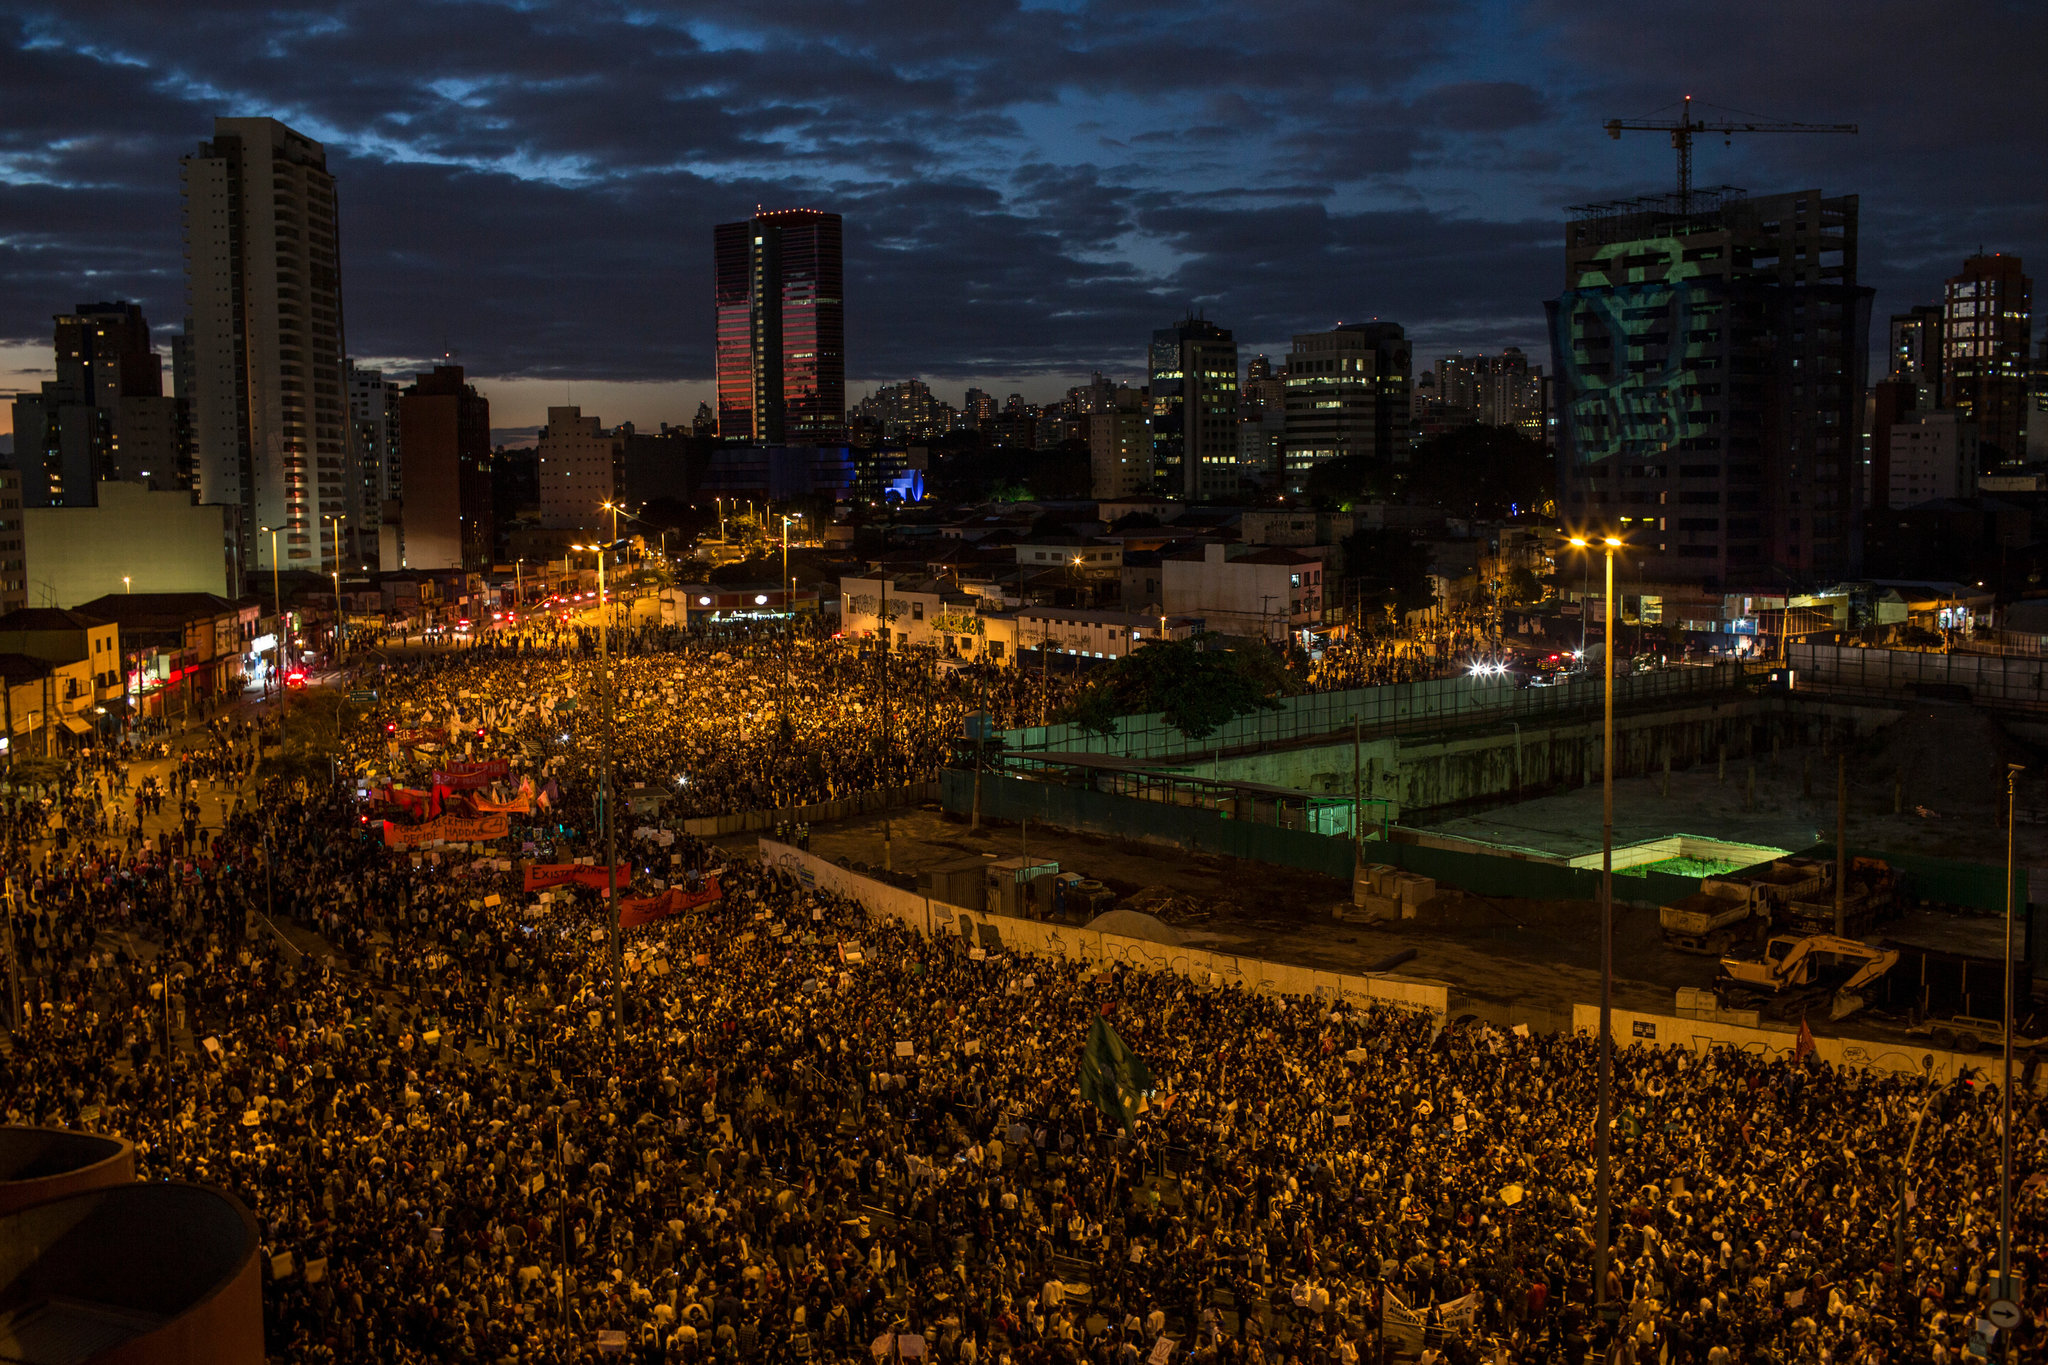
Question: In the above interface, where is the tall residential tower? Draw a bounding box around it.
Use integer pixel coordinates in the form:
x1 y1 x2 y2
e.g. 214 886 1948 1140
182 117 353 571
1547 188 1872 589
1147 316 1239 499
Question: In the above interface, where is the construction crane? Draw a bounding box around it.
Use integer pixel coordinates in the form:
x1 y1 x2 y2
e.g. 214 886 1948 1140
1603 95 1857 213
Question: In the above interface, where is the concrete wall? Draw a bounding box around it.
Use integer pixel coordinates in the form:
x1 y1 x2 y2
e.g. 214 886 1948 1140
22 482 232 607
759 838 1449 1017
1570 1002 2046 1092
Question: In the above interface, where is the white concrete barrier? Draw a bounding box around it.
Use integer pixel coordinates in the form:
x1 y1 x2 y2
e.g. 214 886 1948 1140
1571 1003 2042 1090
758 839 1448 1016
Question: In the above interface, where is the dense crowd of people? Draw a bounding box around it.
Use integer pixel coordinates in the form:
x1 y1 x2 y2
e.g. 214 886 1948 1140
0 654 2044 1365
348 627 1079 818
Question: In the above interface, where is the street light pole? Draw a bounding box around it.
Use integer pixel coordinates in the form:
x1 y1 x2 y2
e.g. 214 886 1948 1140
325 515 347 663
575 541 626 1049
2001 761 2024 1313
1571 532 1622 1341
264 527 284 687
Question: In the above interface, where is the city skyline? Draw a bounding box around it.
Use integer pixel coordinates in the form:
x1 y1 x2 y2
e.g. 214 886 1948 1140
1 1 2045 434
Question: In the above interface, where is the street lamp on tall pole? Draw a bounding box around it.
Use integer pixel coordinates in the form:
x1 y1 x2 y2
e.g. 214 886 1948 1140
1568 530 1624 1340
260 526 285 689
571 540 625 1049
324 514 347 661
2001 761 2025 1318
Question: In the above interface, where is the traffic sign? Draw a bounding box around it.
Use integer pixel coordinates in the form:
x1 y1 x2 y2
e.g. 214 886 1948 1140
349 689 378 704
1987 1299 2021 1331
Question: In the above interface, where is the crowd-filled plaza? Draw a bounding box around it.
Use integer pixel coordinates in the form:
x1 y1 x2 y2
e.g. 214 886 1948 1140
0 634 2041 1364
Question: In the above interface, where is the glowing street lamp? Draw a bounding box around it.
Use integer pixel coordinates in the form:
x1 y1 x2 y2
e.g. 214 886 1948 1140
570 541 624 1047
1565 530 1623 1332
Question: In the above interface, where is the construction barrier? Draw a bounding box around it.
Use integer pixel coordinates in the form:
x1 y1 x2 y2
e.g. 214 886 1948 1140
1572 1003 2046 1092
681 782 937 838
757 839 1448 1017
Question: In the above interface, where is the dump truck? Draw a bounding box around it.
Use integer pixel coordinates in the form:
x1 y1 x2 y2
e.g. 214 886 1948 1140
1660 882 1764 955
1777 857 1902 937
1657 861 1823 954
1717 934 1901 1020
1660 856 1900 952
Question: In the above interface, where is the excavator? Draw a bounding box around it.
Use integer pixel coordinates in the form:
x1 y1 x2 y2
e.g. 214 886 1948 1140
1717 934 1901 1021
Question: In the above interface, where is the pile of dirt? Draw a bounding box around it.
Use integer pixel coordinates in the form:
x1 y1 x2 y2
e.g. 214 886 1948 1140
1083 907 1187 947
1119 885 1219 926
1856 706 2039 817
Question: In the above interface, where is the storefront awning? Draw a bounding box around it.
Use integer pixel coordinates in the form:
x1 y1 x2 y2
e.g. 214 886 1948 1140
59 716 92 735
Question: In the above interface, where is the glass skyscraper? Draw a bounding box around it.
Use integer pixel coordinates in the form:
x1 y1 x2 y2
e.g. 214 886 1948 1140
714 210 845 445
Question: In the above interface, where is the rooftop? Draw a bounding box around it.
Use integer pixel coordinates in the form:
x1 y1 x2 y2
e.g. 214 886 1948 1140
0 609 109 634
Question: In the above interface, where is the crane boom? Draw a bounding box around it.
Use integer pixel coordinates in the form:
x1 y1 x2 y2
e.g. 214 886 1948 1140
1602 95 1857 212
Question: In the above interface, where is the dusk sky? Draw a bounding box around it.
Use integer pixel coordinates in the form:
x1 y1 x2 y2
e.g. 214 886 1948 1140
2 0 2043 433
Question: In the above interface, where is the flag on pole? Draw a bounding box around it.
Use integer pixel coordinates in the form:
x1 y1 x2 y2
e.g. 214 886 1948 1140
1079 1017 1154 1129
1794 1016 1816 1063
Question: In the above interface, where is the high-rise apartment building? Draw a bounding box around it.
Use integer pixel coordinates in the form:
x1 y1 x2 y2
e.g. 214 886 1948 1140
0 469 25 616
851 380 955 442
960 389 997 430
1887 303 1944 408
714 209 844 445
182 117 354 570
396 366 491 571
1887 411 1978 507
1238 354 1287 481
1433 347 1545 432
1547 188 1872 587
2032 334 2048 463
9 302 180 507
345 362 402 564
1942 253 2031 462
1148 316 1239 499
536 406 623 530
1281 322 1410 494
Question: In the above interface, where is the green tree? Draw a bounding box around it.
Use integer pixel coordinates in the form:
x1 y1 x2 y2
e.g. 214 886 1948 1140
1303 452 1394 506
1401 425 1555 519
1341 528 1436 621
1057 634 1294 739
1504 566 1544 606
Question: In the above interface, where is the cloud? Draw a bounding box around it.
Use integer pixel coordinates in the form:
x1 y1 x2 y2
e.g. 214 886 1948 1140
0 0 2040 407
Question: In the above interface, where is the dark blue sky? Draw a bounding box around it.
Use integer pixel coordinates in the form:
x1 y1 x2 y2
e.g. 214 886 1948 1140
1 0 2043 427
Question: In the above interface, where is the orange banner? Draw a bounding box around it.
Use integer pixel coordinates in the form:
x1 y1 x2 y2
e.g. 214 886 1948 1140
523 863 631 892
381 814 510 848
620 879 724 928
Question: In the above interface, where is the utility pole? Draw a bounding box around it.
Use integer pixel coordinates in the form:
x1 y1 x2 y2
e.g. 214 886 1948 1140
2000 763 2025 1322
879 573 892 873
1 877 19 1031
1352 716 1363 854
326 514 347 662
574 541 625 1047
1834 752 1848 937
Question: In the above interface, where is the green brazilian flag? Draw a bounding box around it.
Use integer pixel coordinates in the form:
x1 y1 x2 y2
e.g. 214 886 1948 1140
1079 1017 1154 1129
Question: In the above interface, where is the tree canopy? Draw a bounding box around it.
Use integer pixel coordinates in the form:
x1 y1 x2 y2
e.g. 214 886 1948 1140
1339 527 1437 622
1056 635 1295 739
1401 425 1555 519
